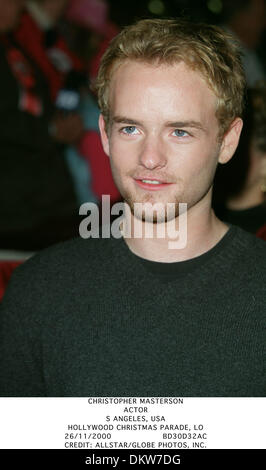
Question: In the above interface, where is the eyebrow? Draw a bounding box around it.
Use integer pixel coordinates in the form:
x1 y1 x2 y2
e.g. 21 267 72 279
111 115 207 132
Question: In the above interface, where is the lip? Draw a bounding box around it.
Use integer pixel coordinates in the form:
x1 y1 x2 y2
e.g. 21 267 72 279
134 178 174 191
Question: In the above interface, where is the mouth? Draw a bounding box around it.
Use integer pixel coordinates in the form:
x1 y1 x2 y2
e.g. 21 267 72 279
134 178 174 191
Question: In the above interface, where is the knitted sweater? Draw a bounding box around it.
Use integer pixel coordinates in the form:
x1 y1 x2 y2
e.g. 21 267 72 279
0 224 265 396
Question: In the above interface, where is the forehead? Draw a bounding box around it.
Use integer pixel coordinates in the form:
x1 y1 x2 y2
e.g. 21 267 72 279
109 60 217 124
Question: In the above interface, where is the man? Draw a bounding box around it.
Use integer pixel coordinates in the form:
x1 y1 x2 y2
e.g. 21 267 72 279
0 18 265 397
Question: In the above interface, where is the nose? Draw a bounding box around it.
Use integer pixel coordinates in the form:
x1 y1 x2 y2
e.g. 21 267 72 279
138 136 167 170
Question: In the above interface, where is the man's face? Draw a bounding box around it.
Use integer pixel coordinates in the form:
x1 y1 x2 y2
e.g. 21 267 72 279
99 60 234 223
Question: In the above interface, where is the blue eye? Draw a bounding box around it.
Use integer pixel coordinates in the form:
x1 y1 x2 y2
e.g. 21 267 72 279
173 129 189 137
121 126 138 135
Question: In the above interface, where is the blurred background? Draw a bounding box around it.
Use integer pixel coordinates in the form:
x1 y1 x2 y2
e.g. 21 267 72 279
109 0 266 68
0 0 266 298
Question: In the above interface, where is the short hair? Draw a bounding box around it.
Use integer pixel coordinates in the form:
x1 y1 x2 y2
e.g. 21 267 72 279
94 18 246 138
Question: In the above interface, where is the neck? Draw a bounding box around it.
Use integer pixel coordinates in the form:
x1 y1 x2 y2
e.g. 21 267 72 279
121 194 229 263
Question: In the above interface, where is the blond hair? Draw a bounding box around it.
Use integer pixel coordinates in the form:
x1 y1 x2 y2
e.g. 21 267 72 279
94 18 246 138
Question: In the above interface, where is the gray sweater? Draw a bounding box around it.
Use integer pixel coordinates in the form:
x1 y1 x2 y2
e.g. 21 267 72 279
0 224 265 396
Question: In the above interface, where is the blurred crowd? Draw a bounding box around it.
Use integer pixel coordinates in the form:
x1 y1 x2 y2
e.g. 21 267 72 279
212 0 266 239
0 0 120 255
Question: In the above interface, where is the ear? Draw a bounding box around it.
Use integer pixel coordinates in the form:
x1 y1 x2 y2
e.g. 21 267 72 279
98 114 110 157
218 117 243 164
